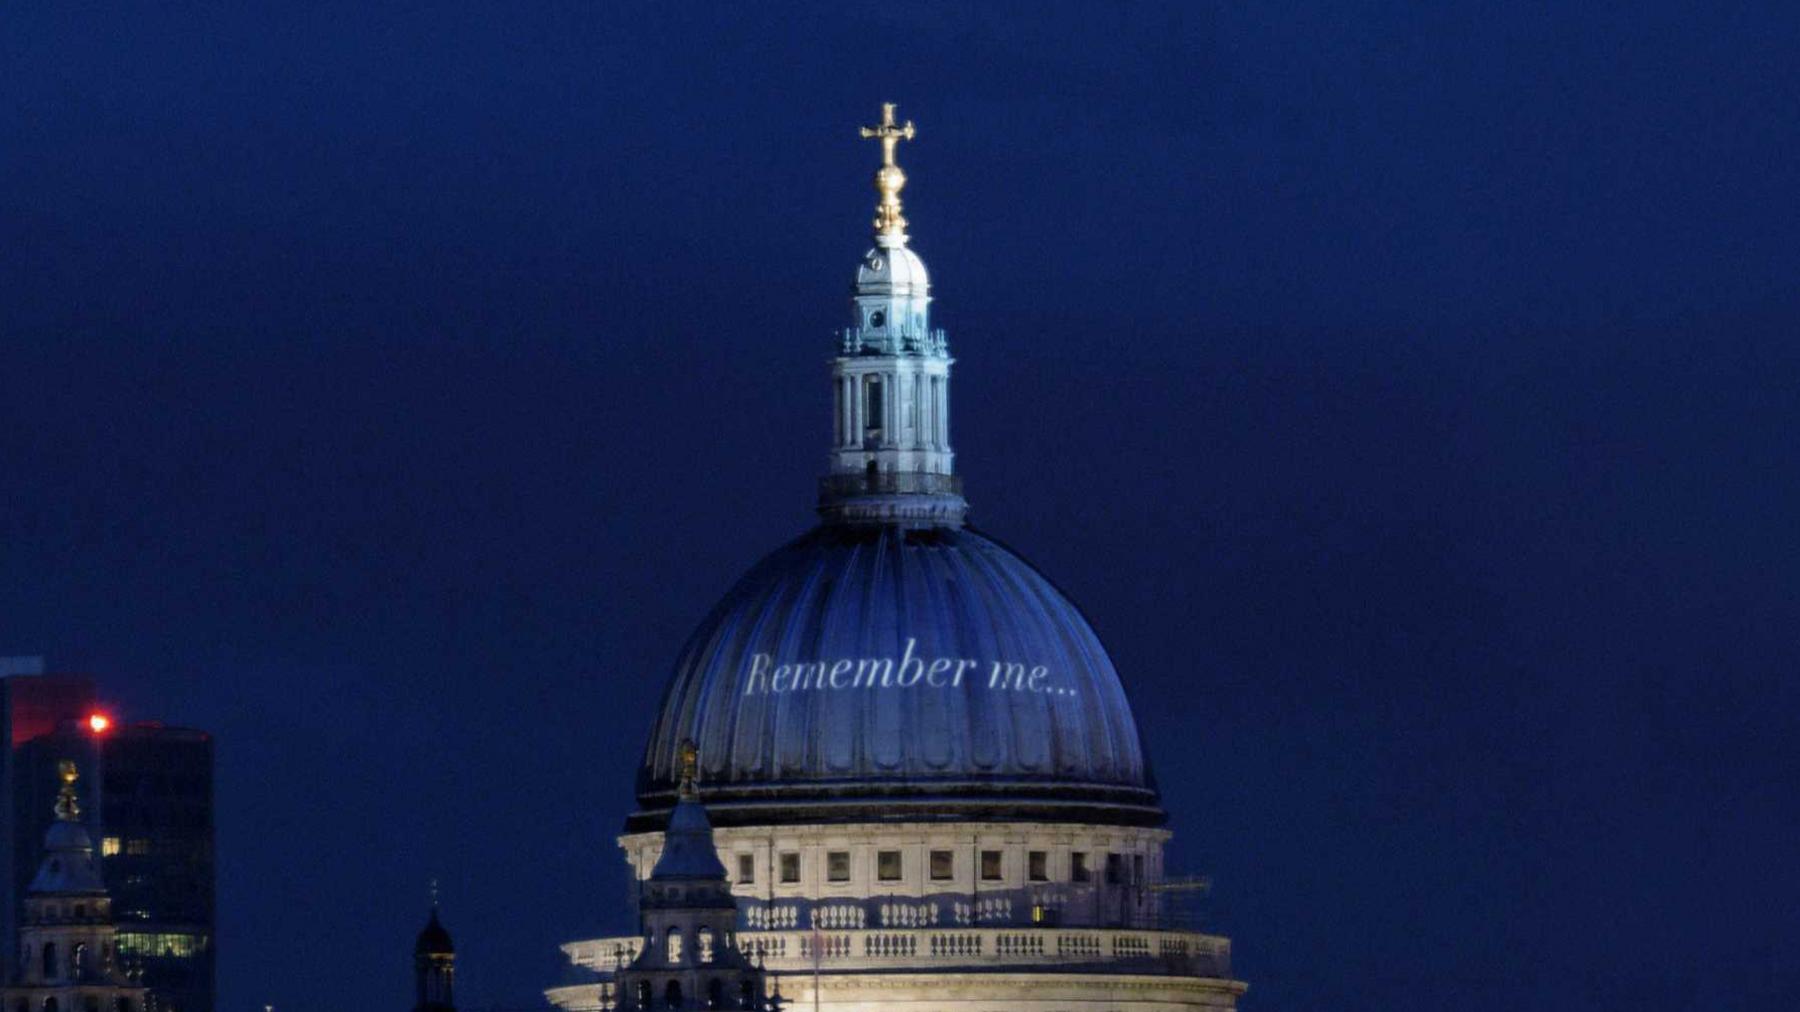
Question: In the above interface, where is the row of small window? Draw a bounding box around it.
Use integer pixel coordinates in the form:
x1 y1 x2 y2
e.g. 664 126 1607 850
33 901 103 921
13 999 134 1012
23 940 108 982
734 849 1143 885
624 977 756 1010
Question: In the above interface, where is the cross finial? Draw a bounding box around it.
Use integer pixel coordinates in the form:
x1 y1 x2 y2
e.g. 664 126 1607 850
677 738 700 800
860 102 915 168
859 102 917 239
54 760 81 821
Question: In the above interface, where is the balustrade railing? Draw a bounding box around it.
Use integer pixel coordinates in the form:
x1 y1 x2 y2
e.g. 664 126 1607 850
564 926 1230 979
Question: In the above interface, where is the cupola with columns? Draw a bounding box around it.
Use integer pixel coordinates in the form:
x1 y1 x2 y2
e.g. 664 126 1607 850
3 761 147 1012
820 103 965 528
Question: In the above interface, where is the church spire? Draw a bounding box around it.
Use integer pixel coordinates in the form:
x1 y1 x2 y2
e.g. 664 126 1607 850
820 103 967 529
413 897 456 1012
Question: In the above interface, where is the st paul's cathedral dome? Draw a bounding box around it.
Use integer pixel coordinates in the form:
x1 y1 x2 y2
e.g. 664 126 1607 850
632 523 1162 831
550 101 1242 1012
629 104 1159 834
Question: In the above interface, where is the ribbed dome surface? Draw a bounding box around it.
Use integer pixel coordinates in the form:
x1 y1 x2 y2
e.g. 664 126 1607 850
632 524 1161 830
855 244 929 294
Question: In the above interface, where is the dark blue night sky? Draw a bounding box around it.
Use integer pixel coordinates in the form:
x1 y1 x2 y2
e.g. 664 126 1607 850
3 4 1798 1010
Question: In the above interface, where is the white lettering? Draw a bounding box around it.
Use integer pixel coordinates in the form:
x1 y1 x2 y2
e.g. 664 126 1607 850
742 647 1063 697
855 657 892 688
989 661 1027 690
896 638 925 686
745 653 772 695
793 662 826 691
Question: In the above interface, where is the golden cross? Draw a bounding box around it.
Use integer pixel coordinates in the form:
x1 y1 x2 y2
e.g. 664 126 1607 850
860 102 916 168
859 103 917 236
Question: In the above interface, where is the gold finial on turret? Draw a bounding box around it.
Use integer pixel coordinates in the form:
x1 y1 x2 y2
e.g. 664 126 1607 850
54 759 81 821
677 738 700 800
860 102 917 238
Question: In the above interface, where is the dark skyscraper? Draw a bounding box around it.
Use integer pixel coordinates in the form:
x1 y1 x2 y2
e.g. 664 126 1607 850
0 663 214 1012
99 723 216 1012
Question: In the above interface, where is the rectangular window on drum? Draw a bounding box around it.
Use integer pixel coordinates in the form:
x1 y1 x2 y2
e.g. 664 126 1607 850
877 850 903 881
1071 852 1090 883
980 849 1003 881
779 852 801 884
929 850 954 881
1028 851 1048 882
826 851 851 882
1105 853 1122 885
737 854 755 884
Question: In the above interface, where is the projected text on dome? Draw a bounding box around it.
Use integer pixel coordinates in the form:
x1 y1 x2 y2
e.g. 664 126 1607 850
741 637 1074 697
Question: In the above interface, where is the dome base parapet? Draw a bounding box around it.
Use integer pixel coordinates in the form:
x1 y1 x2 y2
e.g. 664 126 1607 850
628 780 1168 833
817 472 967 527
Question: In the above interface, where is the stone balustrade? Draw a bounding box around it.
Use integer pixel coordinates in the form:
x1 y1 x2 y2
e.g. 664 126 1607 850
562 926 1231 979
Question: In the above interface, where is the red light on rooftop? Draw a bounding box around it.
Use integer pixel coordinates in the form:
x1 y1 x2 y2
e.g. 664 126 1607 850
87 714 110 734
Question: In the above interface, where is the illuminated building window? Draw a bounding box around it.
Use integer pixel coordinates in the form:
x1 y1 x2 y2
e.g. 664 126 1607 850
778 852 800 884
114 932 209 959
826 851 850 882
736 853 755 884
980 850 1003 881
928 850 954 881
1027 851 1048 882
1071 852 1091 883
101 838 121 857
876 850 902 882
